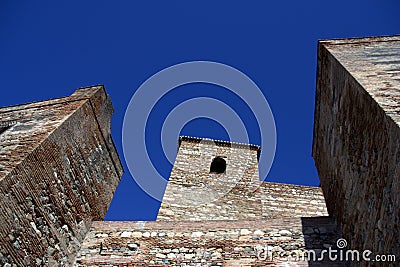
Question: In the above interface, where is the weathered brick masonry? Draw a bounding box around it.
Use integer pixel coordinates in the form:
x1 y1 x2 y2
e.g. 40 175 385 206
75 217 339 266
1 35 398 267
77 137 337 266
313 36 400 262
0 86 123 266
158 137 328 221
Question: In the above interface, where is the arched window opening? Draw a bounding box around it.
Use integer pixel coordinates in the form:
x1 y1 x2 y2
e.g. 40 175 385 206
210 157 226 174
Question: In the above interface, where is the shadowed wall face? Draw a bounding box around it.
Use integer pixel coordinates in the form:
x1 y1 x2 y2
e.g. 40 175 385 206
313 36 400 257
0 86 123 266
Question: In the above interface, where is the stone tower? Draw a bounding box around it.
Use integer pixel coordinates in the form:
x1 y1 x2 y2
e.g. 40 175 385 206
0 86 123 266
157 136 327 222
75 136 336 266
157 136 262 221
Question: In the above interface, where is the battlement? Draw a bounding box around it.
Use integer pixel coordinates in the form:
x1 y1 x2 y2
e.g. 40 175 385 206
179 135 261 151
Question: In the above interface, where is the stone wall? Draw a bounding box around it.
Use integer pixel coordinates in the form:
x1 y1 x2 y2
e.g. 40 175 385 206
259 182 327 219
313 36 400 261
157 137 262 221
0 86 123 266
158 137 328 221
75 217 340 266
75 136 336 266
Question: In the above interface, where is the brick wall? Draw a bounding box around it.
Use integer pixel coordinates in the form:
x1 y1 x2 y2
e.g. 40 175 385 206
157 137 263 221
158 137 328 221
75 136 337 266
0 86 123 266
75 217 340 266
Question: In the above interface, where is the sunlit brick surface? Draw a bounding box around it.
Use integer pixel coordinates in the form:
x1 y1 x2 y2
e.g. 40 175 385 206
77 137 337 266
5 35 398 266
75 217 340 266
0 86 123 266
157 137 328 221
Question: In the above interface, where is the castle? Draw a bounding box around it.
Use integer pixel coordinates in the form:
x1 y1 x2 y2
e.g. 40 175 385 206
0 36 398 266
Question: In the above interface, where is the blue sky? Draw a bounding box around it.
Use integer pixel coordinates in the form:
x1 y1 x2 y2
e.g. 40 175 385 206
0 1 399 220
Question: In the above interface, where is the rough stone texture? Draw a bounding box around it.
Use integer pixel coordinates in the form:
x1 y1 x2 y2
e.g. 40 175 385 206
76 136 338 266
158 137 328 221
0 86 123 266
75 217 340 266
259 182 328 220
157 137 263 221
8 35 400 266
313 36 400 263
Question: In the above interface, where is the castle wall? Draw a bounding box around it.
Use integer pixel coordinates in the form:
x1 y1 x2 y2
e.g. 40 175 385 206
75 217 340 266
158 137 328 221
313 36 400 258
75 136 334 266
0 86 123 266
259 182 327 219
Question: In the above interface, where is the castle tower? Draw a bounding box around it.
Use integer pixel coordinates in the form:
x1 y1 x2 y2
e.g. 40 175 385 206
75 136 337 266
0 86 123 266
157 136 262 221
0 88 339 267
157 136 328 221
